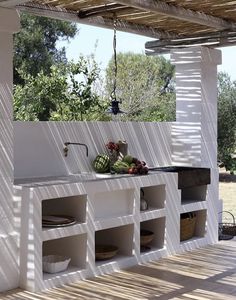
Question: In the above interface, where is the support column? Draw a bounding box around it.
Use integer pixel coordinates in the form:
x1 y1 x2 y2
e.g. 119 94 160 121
171 46 221 168
171 46 222 244
0 7 20 291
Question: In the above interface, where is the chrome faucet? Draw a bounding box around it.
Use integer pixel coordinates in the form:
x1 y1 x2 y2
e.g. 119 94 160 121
63 142 88 157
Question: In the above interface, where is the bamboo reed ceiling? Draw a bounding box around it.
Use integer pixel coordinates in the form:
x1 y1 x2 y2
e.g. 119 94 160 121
2 0 236 53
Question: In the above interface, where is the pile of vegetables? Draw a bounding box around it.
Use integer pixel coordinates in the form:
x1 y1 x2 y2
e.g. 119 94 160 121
93 153 148 175
113 155 148 175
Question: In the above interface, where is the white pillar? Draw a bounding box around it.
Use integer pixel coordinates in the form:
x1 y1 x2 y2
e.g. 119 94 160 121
0 7 20 291
171 46 222 168
171 46 222 244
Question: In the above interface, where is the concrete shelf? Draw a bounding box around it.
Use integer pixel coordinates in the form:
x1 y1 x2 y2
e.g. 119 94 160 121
180 209 207 243
140 217 166 253
91 188 135 220
42 194 87 224
181 185 207 205
95 224 134 267
140 184 166 211
43 233 87 274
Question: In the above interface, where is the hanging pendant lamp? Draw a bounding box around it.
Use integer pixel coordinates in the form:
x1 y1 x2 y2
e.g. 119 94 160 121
107 16 124 115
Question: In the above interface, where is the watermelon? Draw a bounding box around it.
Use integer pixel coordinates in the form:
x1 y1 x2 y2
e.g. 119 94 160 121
93 154 110 173
113 160 130 173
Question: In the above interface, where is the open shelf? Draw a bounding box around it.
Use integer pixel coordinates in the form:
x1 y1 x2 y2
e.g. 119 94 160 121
42 195 87 226
92 189 134 220
180 209 207 243
42 233 87 280
95 224 134 266
42 222 87 241
140 217 165 254
181 185 207 205
140 185 165 213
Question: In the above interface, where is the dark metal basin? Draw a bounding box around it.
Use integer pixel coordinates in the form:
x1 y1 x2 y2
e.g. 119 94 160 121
149 166 211 189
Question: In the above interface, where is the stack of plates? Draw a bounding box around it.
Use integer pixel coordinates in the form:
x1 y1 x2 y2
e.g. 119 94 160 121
42 215 76 227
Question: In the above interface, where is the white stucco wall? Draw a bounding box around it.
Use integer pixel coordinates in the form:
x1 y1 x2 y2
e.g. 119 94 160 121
171 46 222 242
0 7 20 292
13 121 173 178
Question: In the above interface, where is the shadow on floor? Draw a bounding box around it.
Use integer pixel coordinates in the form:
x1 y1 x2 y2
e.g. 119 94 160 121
2 241 236 300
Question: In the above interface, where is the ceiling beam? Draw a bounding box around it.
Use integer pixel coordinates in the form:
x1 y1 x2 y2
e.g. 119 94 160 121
109 0 236 30
145 31 236 54
17 3 178 39
146 30 236 48
78 4 125 18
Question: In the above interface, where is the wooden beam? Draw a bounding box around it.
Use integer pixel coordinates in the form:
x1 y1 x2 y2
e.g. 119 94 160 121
78 4 125 18
146 31 236 49
145 31 236 54
109 0 236 30
17 3 178 39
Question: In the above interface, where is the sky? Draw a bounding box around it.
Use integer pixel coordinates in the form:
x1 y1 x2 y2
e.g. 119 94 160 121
59 24 236 80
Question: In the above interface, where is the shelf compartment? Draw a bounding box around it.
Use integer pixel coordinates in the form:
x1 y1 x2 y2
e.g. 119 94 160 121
42 233 87 280
180 209 207 243
42 194 87 225
95 224 134 265
95 215 134 231
42 222 87 241
181 185 207 205
140 208 166 222
140 185 165 212
92 189 134 220
140 217 165 253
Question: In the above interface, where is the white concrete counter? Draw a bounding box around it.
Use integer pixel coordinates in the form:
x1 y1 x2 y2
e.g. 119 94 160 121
14 171 214 292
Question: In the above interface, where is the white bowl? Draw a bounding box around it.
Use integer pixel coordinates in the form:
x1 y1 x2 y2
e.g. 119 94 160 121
43 255 71 274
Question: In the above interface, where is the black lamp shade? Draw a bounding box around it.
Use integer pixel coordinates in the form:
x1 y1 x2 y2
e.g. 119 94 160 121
107 100 124 115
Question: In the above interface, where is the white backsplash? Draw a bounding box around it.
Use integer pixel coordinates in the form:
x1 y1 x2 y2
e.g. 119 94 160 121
14 121 173 179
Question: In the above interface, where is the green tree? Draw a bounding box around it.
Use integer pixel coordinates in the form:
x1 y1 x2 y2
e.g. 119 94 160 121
13 13 77 85
14 64 68 121
105 52 175 121
218 72 236 173
14 56 107 121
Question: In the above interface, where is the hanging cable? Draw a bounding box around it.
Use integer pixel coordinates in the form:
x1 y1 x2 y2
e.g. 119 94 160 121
111 15 117 103
107 14 124 115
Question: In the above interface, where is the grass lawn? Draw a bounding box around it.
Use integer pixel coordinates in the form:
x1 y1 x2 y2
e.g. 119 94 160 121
219 168 236 219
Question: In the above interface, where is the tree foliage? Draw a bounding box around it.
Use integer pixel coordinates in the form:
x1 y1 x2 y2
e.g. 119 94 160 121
13 13 77 85
14 56 107 121
218 72 236 172
105 52 175 121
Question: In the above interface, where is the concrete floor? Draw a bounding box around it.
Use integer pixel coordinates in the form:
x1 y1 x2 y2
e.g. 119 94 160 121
2 240 236 300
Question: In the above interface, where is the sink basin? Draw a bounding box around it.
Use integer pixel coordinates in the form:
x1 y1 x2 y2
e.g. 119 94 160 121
149 166 210 189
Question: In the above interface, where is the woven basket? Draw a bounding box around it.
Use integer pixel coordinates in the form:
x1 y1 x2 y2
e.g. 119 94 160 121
219 211 236 236
180 212 197 241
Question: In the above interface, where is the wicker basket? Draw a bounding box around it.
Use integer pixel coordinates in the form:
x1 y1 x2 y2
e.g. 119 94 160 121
219 211 236 236
180 212 197 241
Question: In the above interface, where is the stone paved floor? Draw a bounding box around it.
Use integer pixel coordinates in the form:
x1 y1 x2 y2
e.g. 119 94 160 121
2 240 236 299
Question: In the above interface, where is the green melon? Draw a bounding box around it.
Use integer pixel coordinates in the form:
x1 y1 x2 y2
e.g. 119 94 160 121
122 155 133 164
93 154 110 173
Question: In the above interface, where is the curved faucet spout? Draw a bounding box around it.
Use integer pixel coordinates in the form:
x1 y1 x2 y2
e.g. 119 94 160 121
63 142 88 157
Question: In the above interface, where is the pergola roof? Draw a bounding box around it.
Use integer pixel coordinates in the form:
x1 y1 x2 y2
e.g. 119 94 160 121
2 0 236 54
